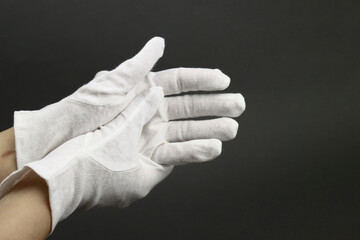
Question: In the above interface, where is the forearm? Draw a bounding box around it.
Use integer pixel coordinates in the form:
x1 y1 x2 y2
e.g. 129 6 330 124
0 170 51 240
0 128 17 182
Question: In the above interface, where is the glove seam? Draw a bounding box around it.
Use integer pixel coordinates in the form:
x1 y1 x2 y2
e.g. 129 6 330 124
66 97 125 108
80 152 141 173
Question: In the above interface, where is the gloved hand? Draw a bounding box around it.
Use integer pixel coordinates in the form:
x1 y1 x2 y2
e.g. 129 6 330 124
14 37 233 169
0 86 244 233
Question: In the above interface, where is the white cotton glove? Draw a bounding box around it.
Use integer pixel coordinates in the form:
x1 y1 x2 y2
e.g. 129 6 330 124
0 86 244 233
14 37 233 169
0 83 245 233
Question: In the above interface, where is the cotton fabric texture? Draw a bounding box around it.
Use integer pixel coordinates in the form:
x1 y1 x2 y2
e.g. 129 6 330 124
0 36 246 234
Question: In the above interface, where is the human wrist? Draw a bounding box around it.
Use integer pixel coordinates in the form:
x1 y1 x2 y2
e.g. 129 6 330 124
0 170 51 239
0 128 17 182
0 150 17 183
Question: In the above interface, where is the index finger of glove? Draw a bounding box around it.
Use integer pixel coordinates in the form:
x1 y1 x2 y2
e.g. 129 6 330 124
149 68 230 95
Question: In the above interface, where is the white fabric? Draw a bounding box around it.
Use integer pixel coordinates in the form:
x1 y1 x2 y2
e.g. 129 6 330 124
2 36 247 234
0 86 245 233
14 37 236 169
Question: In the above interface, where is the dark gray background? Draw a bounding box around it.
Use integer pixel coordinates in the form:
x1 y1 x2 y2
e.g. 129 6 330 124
1 0 359 239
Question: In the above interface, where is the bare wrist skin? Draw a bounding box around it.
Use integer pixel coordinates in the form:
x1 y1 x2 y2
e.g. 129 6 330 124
0 128 17 182
0 170 51 240
0 128 52 239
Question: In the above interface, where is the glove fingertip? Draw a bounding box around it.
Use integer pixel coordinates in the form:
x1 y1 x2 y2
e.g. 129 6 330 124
208 139 222 160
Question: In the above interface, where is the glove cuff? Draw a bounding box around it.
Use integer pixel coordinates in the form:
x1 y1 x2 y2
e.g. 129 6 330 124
14 110 36 169
28 157 85 233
